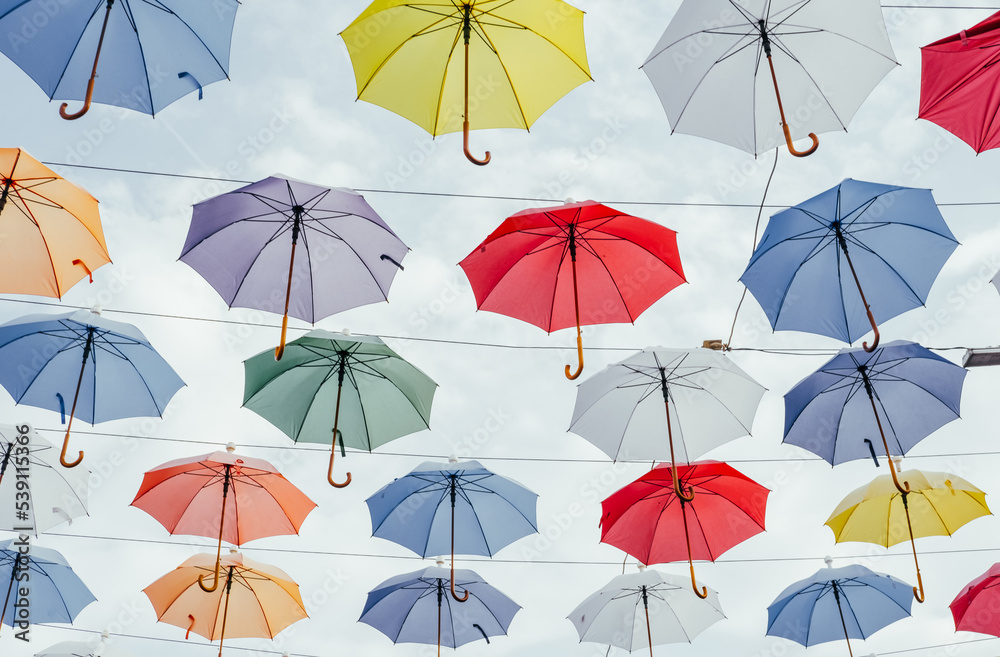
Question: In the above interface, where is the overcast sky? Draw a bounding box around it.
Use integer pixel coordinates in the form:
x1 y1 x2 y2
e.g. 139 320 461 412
3 2 1000 657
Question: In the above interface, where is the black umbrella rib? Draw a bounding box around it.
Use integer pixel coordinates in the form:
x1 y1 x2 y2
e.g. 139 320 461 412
346 366 376 452
46 0 105 103
116 1 158 116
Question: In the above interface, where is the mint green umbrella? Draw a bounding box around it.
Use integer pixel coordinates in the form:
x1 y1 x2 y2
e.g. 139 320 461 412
243 330 437 488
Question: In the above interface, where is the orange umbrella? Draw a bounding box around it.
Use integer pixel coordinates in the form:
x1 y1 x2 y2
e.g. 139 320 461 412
0 149 110 297
143 549 308 657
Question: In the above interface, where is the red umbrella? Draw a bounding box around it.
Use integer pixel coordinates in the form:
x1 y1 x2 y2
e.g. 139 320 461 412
919 11 1000 153
950 562 1000 635
459 200 685 379
131 443 316 593
601 460 769 597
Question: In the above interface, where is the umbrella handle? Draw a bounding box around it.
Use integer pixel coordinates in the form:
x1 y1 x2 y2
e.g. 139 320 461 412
59 0 115 120
862 310 881 352
688 561 708 599
328 385 351 488
781 122 819 158
198 560 221 592
451 505 469 602
274 312 289 361
565 330 584 380
462 31 490 166
327 448 352 488
463 122 491 166
913 574 925 603
60 429 84 468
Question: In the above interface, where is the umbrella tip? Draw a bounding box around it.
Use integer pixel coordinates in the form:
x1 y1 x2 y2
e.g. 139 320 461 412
230 546 238 554
637 563 646 572
342 328 351 336
564 197 575 204
226 442 236 453
436 557 445 566
448 454 458 463
90 304 102 315
824 555 833 568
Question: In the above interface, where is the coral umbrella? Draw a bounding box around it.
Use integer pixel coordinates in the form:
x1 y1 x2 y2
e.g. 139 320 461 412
919 11 1000 153
0 148 110 298
131 443 316 593
600 460 769 598
143 549 307 657
826 469 991 603
568 565 724 656
951 562 1000 636
460 201 685 379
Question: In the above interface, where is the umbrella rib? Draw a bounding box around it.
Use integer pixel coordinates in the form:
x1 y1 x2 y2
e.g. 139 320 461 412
143 1 231 85
226 216 294 311
9 179 67 297
117 0 158 114
345 366 375 451
46 0 105 102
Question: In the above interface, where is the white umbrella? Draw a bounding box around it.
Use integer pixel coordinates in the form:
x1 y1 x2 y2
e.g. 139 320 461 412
569 348 764 500
641 0 897 156
0 423 88 534
567 566 725 654
34 634 134 657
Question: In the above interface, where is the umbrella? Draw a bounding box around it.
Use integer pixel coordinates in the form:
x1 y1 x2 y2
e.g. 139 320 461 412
143 549 307 657
567 565 724 656
0 538 96 633
826 469 991 603
950 562 1000 636
366 458 537 602
243 330 437 487
783 340 966 491
767 559 913 657
359 561 520 656
459 200 686 379
179 176 409 359
740 179 958 350
35 633 134 657
0 308 184 468
0 0 239 119
919 12 1000 153
641 0 897 156
341 0 591 165
569 347 765 499
600 460 768 597
0 424 88 534
0 148 110 298
131 443 316 593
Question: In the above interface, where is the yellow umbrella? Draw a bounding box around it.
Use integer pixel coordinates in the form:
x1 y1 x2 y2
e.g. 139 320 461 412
826 468 991 604
340 0 592 165
0 148 111 298
143 549 308 657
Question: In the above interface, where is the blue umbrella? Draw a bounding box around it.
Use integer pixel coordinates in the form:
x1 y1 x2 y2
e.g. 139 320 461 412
360 563 520 656
0 0 239 119
366 459 537 602
0 308 184 468
784 340 965 493
740 179 957 350
767 561 913 657
0 538 96 632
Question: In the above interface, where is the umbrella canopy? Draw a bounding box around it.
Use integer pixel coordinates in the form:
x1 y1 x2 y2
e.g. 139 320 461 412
243 330 437 487
180 176 409 359
35 636 134 657
143 550 307 656
568 566 724 655
0 0 239 119
341 0 591 164
767 561 913 656
740 179 957 348
642 0 897 156
826 470 991 603
950 562 1000 636
569 348 765 495
0 148 110 298
359 563 520 654
600 460 768 596
131 443 316 592
0 424 88 534
783 341 966 481
459 200 686 379
0 308 184 468
0 539 96 631
367 459 537 601
919 11 1000 153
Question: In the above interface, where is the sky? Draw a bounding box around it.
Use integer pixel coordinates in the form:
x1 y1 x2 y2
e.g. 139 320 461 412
3 2 1000 657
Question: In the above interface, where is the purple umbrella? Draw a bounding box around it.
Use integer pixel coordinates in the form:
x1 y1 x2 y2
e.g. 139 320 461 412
179 176 408 358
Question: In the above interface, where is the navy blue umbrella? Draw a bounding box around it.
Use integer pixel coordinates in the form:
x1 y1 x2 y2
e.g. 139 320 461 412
0 539 96 632
767 561 913 657
740 179 957 351
0 309 184 468
360 563 520 657
366 459 537 602
784 340 965 493
0 0 239 119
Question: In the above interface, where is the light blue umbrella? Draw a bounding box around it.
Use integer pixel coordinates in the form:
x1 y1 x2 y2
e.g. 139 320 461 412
740 179 957 350
0 538 96 632
0 308 184 468
783 340 965 493
360 563 520 656
767 561 913 657
0 0 239 119
366 459 537 602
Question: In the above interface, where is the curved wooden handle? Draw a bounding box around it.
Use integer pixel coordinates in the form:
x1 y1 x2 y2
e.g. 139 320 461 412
327 448 351 488
60 429 83 468
781 123 819 157
60 76 96 120
689 561 709 599
274 313 289 361
450 575 470 602
862 309 880 352
565 331 584 380
198 562 220 592
463 122 491 166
